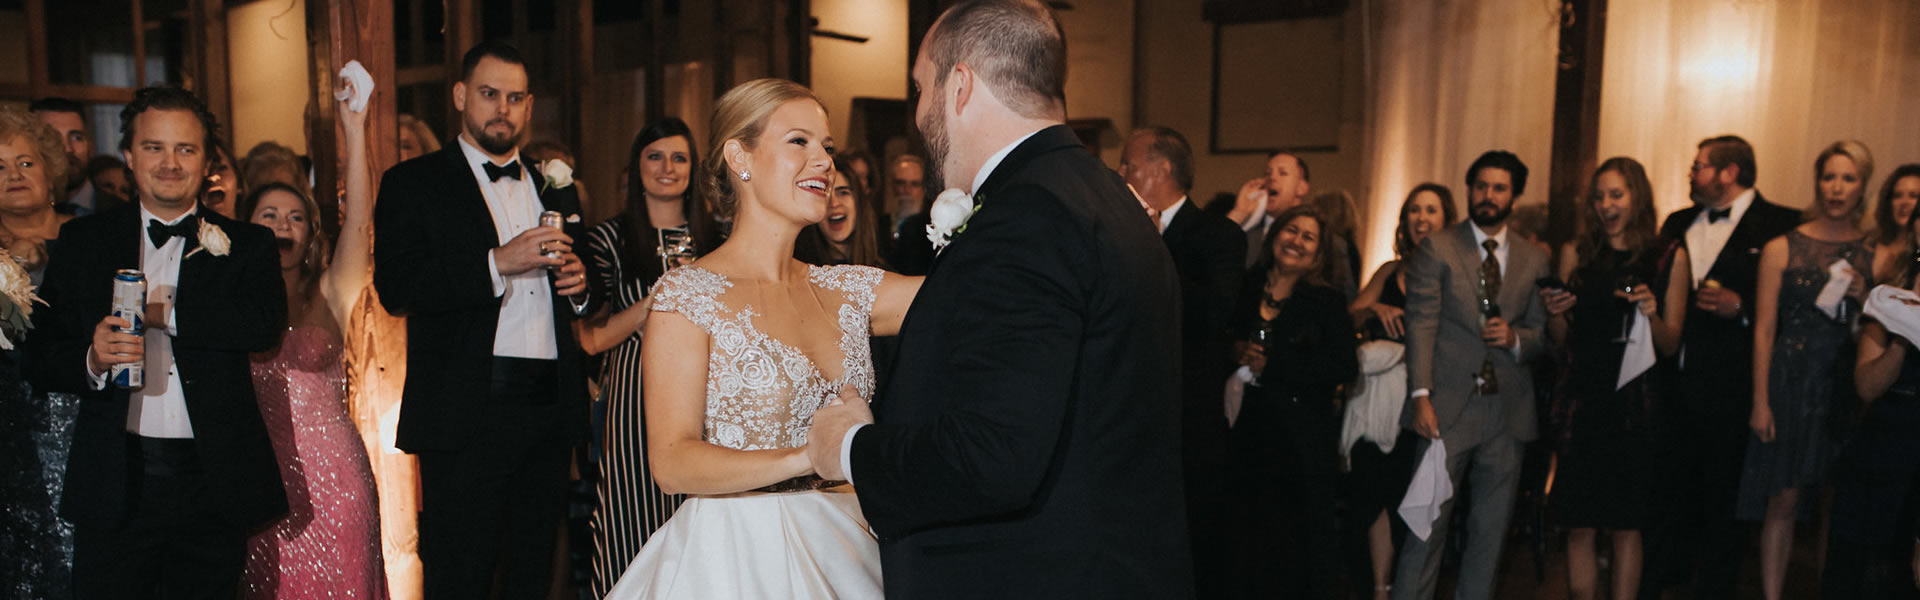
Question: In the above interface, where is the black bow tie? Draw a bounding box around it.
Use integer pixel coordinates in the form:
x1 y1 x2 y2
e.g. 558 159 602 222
147 215 199 248
483 160 523 182
1707 207 1732 223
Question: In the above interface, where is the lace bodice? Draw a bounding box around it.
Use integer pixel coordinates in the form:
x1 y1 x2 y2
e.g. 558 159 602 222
649 264 882 452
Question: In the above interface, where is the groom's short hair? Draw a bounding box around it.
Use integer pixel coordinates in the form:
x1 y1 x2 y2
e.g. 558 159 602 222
927 0 1066 120
118 86 221 154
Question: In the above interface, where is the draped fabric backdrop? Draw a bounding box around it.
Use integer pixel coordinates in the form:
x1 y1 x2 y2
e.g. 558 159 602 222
1359 0 1562 277
1597 0 1920 220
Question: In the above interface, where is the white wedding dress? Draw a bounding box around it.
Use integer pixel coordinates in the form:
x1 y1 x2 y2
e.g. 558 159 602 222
605 264 884 599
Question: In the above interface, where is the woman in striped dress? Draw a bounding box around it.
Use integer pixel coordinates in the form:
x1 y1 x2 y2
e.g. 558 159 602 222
579 117 720 597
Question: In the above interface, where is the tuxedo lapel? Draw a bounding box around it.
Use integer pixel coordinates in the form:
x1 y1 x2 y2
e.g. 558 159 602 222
926 126 1082 276
113 204 143 272
442 147 501 248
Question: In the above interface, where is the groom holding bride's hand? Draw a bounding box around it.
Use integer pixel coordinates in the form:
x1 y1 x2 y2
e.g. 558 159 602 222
807 1 1193 597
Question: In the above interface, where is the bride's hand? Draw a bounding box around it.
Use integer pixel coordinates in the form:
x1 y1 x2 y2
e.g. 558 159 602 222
807 385 873 481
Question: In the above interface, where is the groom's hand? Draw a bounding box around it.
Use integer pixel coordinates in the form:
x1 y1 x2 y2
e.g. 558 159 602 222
808 385 873 481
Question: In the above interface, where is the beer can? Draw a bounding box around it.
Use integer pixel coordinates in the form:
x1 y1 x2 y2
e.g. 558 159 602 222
109 269 146 389
540 211 565 261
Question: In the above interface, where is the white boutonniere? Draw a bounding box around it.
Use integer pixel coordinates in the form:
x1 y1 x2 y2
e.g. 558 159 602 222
186 219 231 259
541 159 574 192
565 213 582 224
925 188 982 253
0 254 44 351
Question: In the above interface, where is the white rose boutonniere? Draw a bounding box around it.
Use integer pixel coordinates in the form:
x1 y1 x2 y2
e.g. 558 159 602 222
187 219 231 259
541 159 574 191
925 188 981 254
0 254 44 351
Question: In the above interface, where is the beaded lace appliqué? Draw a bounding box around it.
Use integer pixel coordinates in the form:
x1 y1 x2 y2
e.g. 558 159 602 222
648 265 881 452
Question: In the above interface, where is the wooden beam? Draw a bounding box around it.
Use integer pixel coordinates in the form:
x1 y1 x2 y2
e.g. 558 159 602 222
648 0 666 123
1545 0 1606 248
307 0 399 234
188 0 233 139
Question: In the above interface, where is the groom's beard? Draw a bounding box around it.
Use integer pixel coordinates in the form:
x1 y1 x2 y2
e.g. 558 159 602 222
919 92 952 188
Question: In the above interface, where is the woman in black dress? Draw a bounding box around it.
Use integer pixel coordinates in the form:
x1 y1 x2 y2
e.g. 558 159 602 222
1344 182 1453 600
580 117 720 597
1540 157 1691 600
1227 205 1358 599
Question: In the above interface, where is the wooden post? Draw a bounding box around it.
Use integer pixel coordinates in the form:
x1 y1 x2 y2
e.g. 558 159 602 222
187 0 232 134
1545 0 1607 248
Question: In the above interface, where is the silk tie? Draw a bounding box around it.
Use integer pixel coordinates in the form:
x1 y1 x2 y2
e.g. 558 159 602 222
483 160 523 182
1478 239 1501 395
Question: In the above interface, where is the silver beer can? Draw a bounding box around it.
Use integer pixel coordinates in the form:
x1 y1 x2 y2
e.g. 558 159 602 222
109 269 146 389
540 211 565 262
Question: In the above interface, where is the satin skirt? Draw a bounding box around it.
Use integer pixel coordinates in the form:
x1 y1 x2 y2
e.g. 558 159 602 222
606 486 881 599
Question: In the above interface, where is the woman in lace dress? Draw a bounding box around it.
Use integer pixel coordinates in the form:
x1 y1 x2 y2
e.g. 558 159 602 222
607 79 920 598
1744 140 1875 600
238 78 386 597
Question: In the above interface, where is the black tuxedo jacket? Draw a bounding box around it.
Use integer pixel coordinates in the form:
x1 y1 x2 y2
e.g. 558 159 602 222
1657 192 1801 415
28 204 289 530
372 145 590 452
850 125 1193 598
1160 203 1244 471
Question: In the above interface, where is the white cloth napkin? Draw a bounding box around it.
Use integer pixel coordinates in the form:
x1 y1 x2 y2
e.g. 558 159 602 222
1864 284 1920 344
1398 439 1452 541
335 60 374 113
1223 366 1255 428
1341 340 1407 457
1617 311 1655 390
1815 258 1858 320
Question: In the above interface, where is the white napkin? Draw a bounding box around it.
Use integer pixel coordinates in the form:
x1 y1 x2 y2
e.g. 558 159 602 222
1617 311 1655 390
1864 284 1920 345
334 60 374 113
1815 258 1857 320
1398 439 1452 541
1223 366 1255 427
1341 340 1407 456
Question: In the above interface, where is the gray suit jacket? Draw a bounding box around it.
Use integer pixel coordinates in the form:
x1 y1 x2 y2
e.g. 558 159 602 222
1401 220 1549 445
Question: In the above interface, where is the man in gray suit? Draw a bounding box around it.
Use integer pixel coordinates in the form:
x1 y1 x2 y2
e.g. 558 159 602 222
1394 150 1550 600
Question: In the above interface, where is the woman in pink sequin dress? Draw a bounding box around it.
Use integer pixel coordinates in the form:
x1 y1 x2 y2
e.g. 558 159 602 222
239 76 387 597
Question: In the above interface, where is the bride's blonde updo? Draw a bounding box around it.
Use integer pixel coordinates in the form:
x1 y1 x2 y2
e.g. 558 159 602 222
701 78 825 220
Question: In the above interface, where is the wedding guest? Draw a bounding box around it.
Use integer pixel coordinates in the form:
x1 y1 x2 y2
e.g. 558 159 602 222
1869 164 1920 283
1344 182 1454 600
1214 152 1311 268
203 138 241 219
797 156 886 267
374 41 592 598
579 117 716 597
242 141 304 194
86 156 132 209
1744 140 1875 600
1642 135 1801 599
237 79 385 596
0 103 81 599
1229 205 1356 599
1311 189 1361 302
885 153 935 275
1119 125 1244 599
27 85 289 599
397 113 441 162
1541 157 1690 600
1826 207 1920 598
1395 150 1551 600
837 149 881 230
29 97 103 216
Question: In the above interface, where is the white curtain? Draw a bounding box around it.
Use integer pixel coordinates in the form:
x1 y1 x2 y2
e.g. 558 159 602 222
1597 0 1920 219
1359 0 1563 277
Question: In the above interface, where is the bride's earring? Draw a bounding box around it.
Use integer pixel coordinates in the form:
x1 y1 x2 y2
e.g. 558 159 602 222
738 170 751 182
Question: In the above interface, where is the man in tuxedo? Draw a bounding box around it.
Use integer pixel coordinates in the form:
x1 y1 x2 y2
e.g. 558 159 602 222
28 86 288 598
1120 125 1244 598
1395 150 1551 600
372 41 592 599
1210 151 1311 267
807 1 1191 597
886 154 936 275
1640 134 1799 598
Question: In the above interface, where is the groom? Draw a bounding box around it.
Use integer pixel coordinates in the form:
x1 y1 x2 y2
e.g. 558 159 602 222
808 1 1192 597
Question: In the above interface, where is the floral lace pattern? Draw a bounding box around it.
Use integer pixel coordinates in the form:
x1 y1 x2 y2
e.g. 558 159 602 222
649 264 881 452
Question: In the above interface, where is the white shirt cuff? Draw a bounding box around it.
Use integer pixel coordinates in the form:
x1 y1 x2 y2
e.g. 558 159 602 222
487 249 506 297
1411 388 1430 399
83 348 109 390
839 423 865 484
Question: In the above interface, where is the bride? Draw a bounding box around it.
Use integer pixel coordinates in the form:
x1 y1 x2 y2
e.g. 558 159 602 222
606 78 920 598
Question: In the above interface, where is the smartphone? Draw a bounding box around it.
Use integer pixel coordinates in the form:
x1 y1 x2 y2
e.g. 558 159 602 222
1535 276 1570 293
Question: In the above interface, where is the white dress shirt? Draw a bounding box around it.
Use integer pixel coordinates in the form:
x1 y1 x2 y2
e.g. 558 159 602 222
1157 196 1188 234
87 204 195 438
460 136 560 360
1685 188 1756 287
840 127 1045 483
